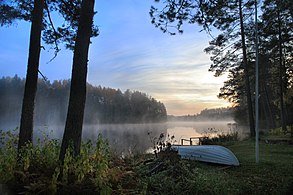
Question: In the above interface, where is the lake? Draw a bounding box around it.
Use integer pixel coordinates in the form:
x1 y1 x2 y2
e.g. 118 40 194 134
33 121 247 156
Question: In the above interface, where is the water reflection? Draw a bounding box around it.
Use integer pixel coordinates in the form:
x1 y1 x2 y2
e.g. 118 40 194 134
4 121 247 156
34 123 167 156
165 121 244 145
82 124 167 156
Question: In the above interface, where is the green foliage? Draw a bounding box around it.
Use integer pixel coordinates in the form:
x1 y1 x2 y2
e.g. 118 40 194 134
60 135 112 192
0 130 113 194
269 126 293 136
18 142 34 172
1 129 293 193
57 134 112 193
92 134 112 194
0 128 18 182
201 131 239 145
61 144 73 184
269 126 285 136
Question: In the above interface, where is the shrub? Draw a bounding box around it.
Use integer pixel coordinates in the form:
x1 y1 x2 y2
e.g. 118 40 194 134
201 131 239 145
0 130 113 194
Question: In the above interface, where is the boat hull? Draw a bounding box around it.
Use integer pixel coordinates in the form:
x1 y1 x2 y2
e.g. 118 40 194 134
172 145 240 166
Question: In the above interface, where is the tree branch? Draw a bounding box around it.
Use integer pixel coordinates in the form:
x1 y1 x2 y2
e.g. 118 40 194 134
44 0 60 63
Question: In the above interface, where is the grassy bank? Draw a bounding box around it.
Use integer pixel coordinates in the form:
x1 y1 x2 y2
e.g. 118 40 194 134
1 129 293 194
217 139 293 194
126 138 293 195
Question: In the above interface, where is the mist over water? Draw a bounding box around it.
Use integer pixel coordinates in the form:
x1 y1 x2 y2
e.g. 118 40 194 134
1 121 248 155
166 121 248 145
81 123 168 155
0 76 248 155
2 123 167 155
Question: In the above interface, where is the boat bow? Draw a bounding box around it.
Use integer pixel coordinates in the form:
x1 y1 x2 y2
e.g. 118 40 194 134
172 145 240 166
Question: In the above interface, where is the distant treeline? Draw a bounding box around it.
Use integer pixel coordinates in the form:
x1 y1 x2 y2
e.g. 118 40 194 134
0 75 167 128
168 107 233 121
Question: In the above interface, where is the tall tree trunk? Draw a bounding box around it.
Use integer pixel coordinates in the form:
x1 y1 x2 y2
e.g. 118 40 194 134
263 55 276 129
277 7 287 132
59 0 95 162
263 83 276 128
238 0 255 137
18 0 44 152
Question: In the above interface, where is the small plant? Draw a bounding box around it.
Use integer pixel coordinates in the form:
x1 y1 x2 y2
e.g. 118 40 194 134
148 131 176 155
0 129 18 182
18 142 34 172
61 144 74 184
74 140 93 184
92 134 112 194
201 131 239 145
147 131 179 163
49 166 60 194
57 134 112 193
269 126 293 136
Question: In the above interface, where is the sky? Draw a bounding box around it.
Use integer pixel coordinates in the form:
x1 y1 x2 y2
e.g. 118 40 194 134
0 0 231 116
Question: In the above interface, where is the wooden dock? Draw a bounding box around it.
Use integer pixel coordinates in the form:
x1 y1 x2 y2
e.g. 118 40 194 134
181 136 208 145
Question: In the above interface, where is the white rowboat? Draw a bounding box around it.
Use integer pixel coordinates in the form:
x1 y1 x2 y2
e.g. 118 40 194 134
172 145 240 166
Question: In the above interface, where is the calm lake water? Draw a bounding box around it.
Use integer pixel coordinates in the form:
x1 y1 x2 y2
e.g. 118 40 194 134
32 121 247 155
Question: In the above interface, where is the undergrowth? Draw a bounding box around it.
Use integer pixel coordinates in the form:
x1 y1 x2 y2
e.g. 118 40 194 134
0 129 113 194
1 129 293 194
201 131 239 145
269 125 293 137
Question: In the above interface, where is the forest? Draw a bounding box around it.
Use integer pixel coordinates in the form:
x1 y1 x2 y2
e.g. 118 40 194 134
0 75 167 129
0 0 293 194
168 107 234 121
150 0 293 135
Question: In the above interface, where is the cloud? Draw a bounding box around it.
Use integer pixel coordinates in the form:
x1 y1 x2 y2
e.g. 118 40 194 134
87 32 230 115
0 0 231 116
89 10 231 114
